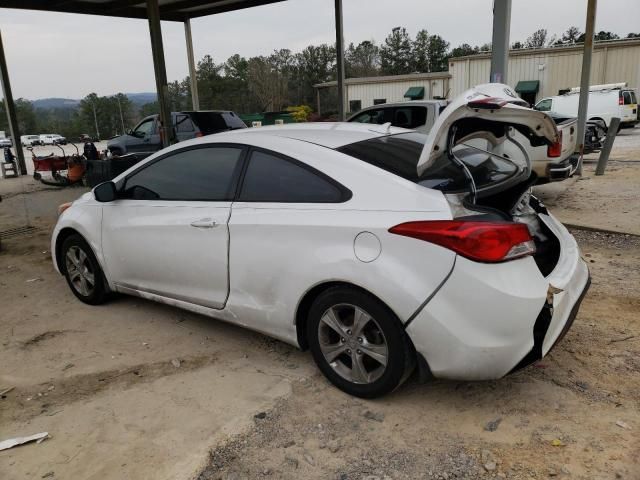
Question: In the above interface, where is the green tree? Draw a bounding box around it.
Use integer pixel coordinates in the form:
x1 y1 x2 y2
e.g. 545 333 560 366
380 27 412 75
427 35 449 72
345 40 380 77
525 29 549 48
411 30 430 72
450 43 479 57
558 26 582 44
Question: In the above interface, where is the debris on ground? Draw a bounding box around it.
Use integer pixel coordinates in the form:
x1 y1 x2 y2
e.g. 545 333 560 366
484 417 502 432
615 420 632 430
0 432 49 451
171 359 181 368
362 410 385 422
0 386 15 397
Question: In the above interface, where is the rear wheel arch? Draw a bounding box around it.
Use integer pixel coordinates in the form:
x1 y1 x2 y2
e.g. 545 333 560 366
295 281 409 351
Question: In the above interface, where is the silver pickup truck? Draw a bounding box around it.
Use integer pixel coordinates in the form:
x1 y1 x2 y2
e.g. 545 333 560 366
348 96 578 183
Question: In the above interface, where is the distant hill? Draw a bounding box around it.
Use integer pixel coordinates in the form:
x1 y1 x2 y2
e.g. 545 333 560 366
126 92 157 106
31 92 157 110
32 98 80 109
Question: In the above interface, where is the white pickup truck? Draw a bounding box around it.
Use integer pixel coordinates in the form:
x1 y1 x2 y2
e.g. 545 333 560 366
348 91 578 183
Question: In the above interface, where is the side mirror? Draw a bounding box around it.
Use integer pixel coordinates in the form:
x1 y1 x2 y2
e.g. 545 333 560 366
94 181 117 203
126 129 134 136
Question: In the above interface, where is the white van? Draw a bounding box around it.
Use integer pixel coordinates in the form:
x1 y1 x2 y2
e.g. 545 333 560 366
535 83 638 131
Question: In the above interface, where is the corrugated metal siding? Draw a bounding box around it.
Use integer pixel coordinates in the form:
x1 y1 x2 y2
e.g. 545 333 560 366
347 78 447 109
449 44 640 100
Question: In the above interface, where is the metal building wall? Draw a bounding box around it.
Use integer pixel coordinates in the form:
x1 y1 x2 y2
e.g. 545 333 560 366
449 40 640 101
347 78 448 109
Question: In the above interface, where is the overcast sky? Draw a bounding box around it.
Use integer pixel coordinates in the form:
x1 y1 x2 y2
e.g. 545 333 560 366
1 0 638 99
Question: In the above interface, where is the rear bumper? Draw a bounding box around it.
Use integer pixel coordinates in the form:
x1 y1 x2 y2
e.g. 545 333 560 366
405 212 589 381
546 154 579 182
620 120 638 129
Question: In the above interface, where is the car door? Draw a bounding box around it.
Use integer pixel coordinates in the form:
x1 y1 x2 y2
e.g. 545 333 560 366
228 148 351 340
101 144 246 309
127 117 161 156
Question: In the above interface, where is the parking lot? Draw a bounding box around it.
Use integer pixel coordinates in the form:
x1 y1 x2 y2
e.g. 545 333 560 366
1 129 639 479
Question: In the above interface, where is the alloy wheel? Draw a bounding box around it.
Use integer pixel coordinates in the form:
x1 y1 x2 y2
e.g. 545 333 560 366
65 245 95 297
317 303 389 384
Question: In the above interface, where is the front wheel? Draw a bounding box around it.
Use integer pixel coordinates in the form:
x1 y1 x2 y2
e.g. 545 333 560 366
61 234 108 305
307 287 414 398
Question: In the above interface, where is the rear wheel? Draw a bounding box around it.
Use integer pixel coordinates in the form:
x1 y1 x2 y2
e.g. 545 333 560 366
61 234 108 305
307 287 414 398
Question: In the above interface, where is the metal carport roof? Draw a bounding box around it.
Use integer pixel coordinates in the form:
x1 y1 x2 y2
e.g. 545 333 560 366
0 0 285 22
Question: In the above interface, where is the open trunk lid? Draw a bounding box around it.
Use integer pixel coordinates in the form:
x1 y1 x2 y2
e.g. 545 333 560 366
417 83 559 179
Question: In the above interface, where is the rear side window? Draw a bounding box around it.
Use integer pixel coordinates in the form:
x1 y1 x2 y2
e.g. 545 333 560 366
350 109 387 125
175 115 195 132
393 106 427 129
239 150 346 203
189 112 246 134
337 132 517 193
124 146 243 201
622 91 633 105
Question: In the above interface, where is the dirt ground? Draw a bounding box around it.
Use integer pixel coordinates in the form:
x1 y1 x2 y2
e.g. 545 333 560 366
1 130 639 480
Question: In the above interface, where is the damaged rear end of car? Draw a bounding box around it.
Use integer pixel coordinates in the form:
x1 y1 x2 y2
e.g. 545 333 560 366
410 83 590 379
339 83 590 380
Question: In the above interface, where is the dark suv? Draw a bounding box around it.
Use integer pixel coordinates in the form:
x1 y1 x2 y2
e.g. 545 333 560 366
107 111 246 157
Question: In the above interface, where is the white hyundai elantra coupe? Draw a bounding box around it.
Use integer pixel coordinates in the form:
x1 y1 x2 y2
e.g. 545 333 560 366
53 84 590 398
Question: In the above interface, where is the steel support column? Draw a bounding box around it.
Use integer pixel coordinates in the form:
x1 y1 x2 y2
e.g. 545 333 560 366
184 18 200 111
146 0 174 147
490 0 511 84
0 29 27 175
334 0 345 120
575 0 597 175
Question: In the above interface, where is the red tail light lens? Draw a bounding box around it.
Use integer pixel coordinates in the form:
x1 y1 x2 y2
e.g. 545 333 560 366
618 94 624 105
547 130 563 158
389 220 535 263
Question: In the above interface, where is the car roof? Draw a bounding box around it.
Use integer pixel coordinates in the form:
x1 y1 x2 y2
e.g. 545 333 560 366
220 122 411 149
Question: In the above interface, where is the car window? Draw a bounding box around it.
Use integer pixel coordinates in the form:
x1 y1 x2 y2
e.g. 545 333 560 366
239 150 345 203
393 107 427 129
123 147 243 201
631 91 637 104
134 119 156 137
622 91 633 105
535 99 552 111
350 109 386 125
175 115 195 133
336 132 518 193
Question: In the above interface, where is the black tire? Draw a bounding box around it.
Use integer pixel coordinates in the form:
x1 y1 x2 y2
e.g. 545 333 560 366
307 286 414 398
61 234 108 305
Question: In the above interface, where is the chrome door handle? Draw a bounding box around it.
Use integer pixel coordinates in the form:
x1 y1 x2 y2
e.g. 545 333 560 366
190 219 217 229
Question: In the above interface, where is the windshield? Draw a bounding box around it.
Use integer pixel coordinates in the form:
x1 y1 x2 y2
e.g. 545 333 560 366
336 132 519 193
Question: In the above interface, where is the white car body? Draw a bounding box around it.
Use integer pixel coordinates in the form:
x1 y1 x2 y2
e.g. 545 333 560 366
535 83 638 129
40 134 58 145
52 85 590 395
20 135 41 146
349 86 577 182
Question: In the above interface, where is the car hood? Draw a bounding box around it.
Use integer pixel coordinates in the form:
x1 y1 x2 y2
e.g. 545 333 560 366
417 83 559 176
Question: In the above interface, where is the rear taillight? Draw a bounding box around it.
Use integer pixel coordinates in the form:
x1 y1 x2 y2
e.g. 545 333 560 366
547 130 563 158
618 94 624 105
389 220 535 263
